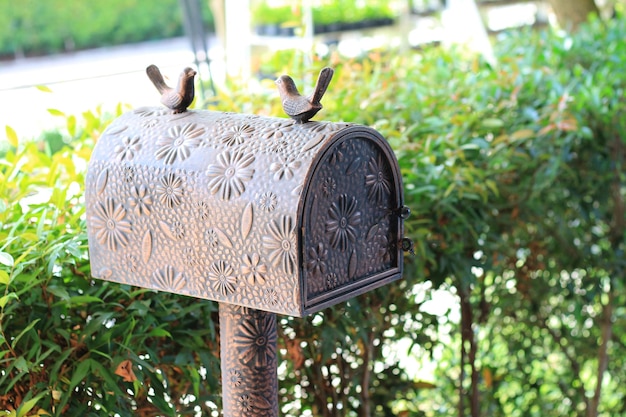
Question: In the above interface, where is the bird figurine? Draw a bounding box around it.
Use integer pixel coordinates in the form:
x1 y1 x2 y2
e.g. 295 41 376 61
275 67 334 124
146 64 196 114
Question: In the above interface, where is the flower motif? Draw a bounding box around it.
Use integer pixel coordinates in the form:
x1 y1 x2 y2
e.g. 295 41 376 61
128 184 152 216
234 314 277 368
241 253 267 285
153 265 186 291
264 288 279 307
156 173 184 208
321 177 336 197
326 194 361 252
326 273 339 290
258 191 277 212
122 164 136 183
237 395 253 413
206 150 255 200
365 156 391 203
209 260 237 296
263 215 296 275
114 135 142 161
270 157 301 181
155 123 204 164
134 108 166 118
91 198 131 251
306 243 328 277
182 247 197 267
221 123 254 146
194 200 211 221
171 221 185 239
122 253 138 273
204 229 219 247
229 370 243 387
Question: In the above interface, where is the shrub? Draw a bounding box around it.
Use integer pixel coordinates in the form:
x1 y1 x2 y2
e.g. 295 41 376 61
1 15 625 417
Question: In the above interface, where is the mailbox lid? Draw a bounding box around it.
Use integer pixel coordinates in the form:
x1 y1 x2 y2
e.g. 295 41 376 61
299 126 404 315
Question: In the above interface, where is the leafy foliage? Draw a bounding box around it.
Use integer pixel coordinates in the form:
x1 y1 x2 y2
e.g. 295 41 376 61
1 14 625 417
0 0 214 58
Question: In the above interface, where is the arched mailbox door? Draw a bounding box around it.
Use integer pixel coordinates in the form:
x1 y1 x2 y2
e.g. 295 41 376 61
86 108 404 317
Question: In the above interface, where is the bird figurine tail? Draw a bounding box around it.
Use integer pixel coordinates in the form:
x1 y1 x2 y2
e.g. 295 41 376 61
309 67 334 106
146 64 168 94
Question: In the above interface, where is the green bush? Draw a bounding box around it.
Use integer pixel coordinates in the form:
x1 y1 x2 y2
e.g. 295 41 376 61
0 0 214 58
2 15 625 417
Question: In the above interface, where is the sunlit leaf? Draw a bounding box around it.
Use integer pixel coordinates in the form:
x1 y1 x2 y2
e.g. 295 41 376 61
5 125 18 147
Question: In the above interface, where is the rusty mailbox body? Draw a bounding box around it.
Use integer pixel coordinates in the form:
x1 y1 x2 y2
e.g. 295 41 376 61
85 107 404 317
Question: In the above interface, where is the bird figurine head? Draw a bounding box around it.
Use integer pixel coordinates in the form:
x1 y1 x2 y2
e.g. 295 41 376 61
275 75 300 98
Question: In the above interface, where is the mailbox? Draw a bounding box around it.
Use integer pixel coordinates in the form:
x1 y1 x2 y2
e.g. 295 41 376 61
85 107 406 317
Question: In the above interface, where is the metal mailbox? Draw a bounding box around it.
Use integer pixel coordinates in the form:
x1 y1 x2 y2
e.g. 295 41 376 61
85 107 405 317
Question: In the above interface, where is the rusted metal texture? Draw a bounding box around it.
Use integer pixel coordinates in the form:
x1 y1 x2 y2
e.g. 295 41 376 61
85 107 404 316
220 304 278 416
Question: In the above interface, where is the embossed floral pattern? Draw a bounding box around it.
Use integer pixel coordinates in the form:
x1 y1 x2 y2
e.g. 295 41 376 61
171 221 185 239
263 288 279 306
155 123 204 164
91 197 131 251
122 253 138 273
221 123 254 146
263 215 296 275
128 184 152 216
258 191 277 212
206 150 255 200
365 156 391 203
204 228 219 247
234 315 277 368
306 243 328 277
153 265 186 291
241 253 267 285
229 370 243 387
321 177 336 197
270 157 301 181
326 273 339 290
194 200 211 221
122 164 136 183
209 260 237 296
156 173 184 208
114 135 141 161
237 395 253 413
182 247 197 266
326 194 361 251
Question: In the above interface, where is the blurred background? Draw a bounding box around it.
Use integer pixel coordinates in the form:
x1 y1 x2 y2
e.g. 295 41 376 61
1 1 626 417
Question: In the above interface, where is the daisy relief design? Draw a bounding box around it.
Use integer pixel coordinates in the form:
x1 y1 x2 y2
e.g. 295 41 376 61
209 260 237 296
156 173 184 208
91 197 131 251
326 194 361 252
155 123 204 164
365 156 391 203
128 184 152 216
263 215 296 275
206 150 255 200
234 315 277 368
220 123 254 146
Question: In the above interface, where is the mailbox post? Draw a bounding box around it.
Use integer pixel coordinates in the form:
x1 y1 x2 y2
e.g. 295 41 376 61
85 102 408 415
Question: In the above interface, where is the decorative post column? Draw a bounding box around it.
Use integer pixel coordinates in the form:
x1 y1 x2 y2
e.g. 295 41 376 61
220 304 279 417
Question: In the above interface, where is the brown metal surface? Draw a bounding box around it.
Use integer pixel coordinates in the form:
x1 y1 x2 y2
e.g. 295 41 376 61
85 107 404 316
220 304 278 417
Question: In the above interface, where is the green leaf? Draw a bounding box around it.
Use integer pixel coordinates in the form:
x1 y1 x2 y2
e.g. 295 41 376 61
5 125 18 147
12 319 41 349
0 252 14 267
14 356 29 373
16 391 49 417
482 118 504 128
47 108 65 117
0 293 18 309
36 85 53 92
0 270 9 285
